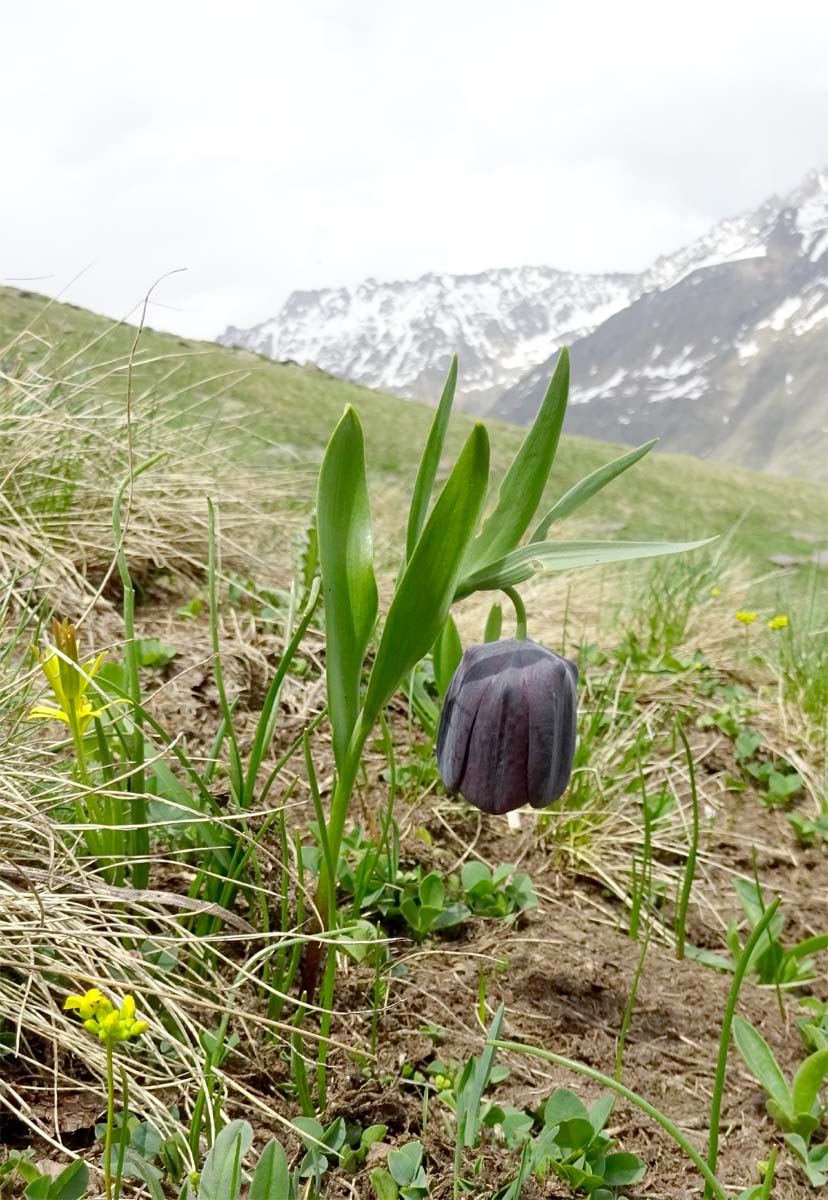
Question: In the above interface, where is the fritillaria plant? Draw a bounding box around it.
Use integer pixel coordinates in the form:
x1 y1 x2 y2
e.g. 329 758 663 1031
306 347 709 995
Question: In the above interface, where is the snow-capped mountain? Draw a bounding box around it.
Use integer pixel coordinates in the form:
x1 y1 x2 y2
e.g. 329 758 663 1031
494 168 827 480
220 266 640 408
220 167 827 478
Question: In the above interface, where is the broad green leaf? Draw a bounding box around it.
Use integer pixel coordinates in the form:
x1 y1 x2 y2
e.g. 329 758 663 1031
602 1152 647 1185
405 355 457 560
250 1139 290 1200
456 537 715 597
589 1093 614 1135
317 407 378 770
364 424 489 722
463 347 569 575
544 1087 590 1127
369 1167 400 1199
24 1178 50 1200
530 439 657 541
198 1119 252 1200
387 1141 425 1186
47 1161 89 1200
419 872 445 910
733 1016 794 1122
432 615 463 697
553 1117 594 1151
792 1049 828 1118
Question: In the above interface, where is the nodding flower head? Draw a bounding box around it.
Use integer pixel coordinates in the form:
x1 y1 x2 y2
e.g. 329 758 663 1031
436 639 578 816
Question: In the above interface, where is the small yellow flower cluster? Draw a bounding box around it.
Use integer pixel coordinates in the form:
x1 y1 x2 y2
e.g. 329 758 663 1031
768 614 789 630
709 586 721 597
735 610 757 625
64 988 147 1044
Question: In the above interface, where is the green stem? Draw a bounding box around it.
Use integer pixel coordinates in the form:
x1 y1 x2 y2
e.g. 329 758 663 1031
503 587 527 640
67 705 101 860
67 705 90 788
489 1039 728 1200
705 897 781 1199
674 721 699 961
104 1041 115 1200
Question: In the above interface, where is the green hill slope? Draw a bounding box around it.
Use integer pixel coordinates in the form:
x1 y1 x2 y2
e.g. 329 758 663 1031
1 286 825 582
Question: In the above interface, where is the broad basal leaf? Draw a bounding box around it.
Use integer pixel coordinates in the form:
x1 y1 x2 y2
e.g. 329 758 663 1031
363 423 489 723
317 407 378 770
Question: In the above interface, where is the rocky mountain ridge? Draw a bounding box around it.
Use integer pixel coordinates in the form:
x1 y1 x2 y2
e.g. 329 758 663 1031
220 168 827 478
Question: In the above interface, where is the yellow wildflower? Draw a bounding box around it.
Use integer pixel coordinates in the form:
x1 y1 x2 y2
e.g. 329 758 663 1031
709 587 721 597
735 610 757 625
64 988 147 1043
29 618 112 734
768 614 789 630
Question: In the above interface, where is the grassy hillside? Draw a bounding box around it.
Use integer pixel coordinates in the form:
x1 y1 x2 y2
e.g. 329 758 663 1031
2 285 827 1199
2 285 825 586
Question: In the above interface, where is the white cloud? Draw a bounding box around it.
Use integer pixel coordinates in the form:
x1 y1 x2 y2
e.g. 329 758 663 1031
2 0 827 337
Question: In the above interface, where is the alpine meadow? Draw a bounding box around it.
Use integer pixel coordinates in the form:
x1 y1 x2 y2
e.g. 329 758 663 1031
0 273 827 1200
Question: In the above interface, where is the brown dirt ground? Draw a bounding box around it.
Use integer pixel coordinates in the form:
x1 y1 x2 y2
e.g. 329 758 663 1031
3 593 827 1199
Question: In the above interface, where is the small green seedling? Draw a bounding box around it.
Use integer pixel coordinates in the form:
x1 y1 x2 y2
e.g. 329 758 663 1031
734 729 803 805
370 1141 429 1199
398 871 470 939
688 879 823 988
799 999 828 1054
532 1088 645 1197
135 637 177 668
295 1116 347 1192
733 1015 828 1186
789 812 828 848
458 862 538 919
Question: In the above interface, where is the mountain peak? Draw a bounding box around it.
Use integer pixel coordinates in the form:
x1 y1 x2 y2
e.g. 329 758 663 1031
218 166 827 478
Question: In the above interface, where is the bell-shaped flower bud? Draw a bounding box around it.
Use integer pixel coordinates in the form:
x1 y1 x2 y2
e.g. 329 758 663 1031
436 638 578 815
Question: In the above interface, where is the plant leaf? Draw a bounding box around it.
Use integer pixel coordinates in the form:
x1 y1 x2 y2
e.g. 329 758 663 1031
458 1004 505 1148
198 1120 253 1200
733 1016 794 1123
483 602 503 642
45 1161 88 1200
792 1050 828 1119
531 439 657 540
462 347 569 576
250 1139 290 1200
364 424 489 722
456 537 715 597
369 1167 400 1200
602 1152 647 1185
405 356 457 560
317 407 378 770
433 616 463 697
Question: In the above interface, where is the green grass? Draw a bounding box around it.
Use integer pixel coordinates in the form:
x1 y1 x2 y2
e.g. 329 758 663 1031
2 285 826 590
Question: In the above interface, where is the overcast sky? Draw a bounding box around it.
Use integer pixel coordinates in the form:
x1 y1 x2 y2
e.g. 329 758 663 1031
3 0 827 339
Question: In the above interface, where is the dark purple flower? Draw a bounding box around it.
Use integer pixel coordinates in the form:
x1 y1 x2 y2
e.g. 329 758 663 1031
436 638 578 815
